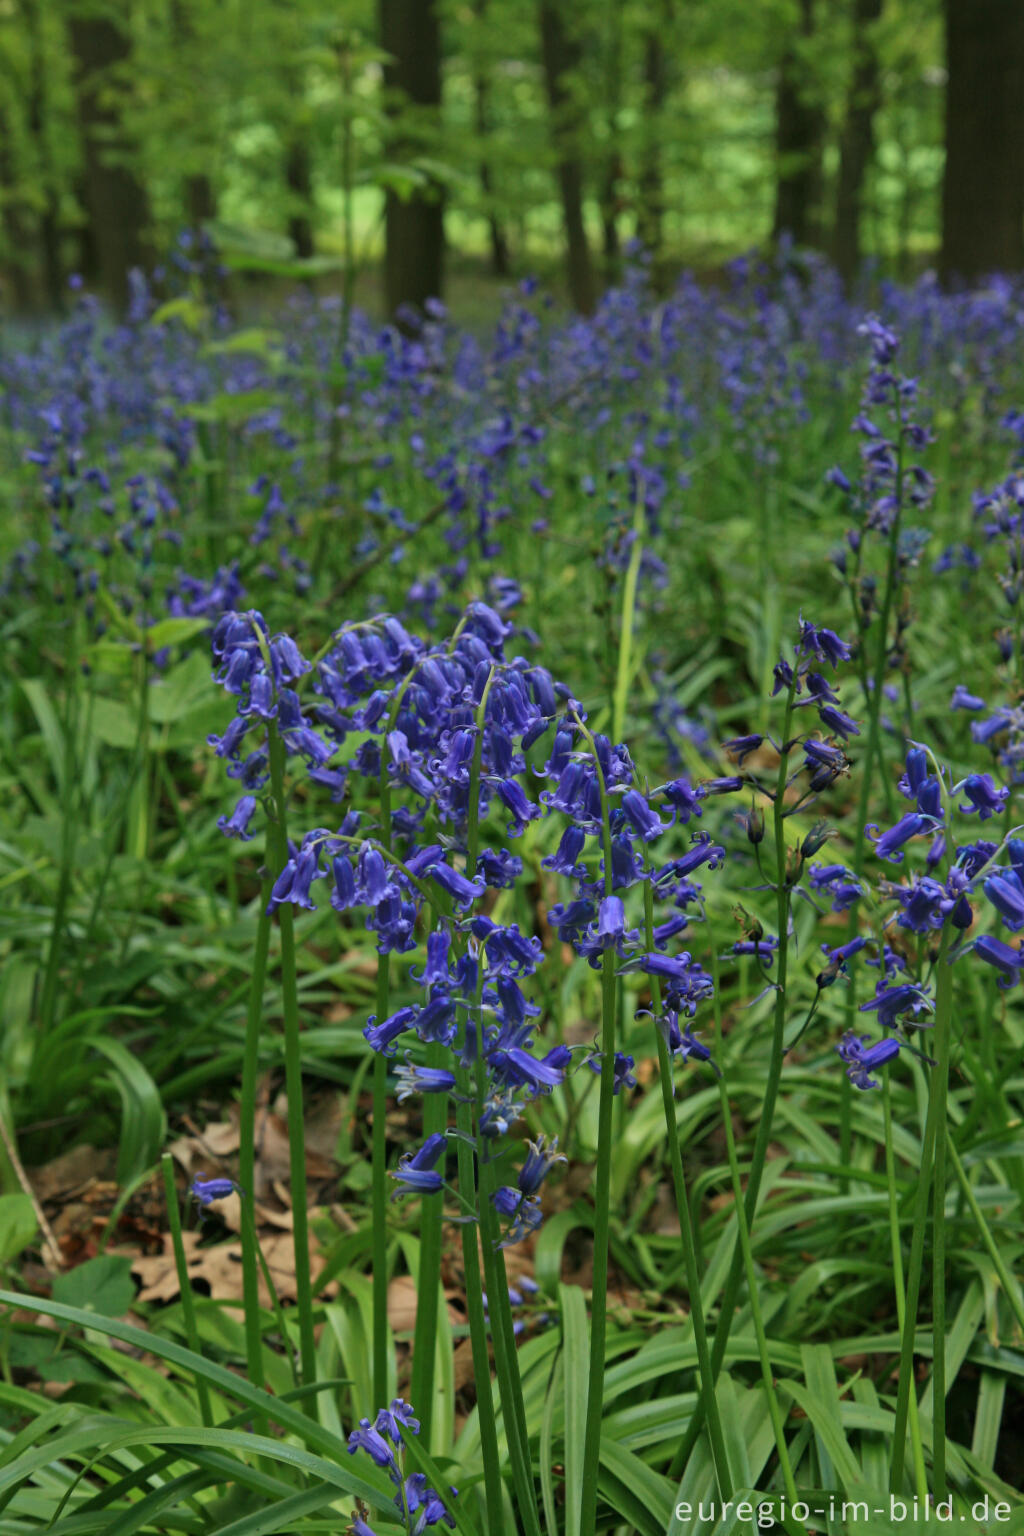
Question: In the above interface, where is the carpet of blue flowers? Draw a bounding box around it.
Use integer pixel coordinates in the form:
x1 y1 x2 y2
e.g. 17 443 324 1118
1 247 1023 1534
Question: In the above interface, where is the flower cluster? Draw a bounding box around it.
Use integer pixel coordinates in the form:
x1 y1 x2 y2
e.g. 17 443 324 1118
207 599 727 1245
347 1398 456 1533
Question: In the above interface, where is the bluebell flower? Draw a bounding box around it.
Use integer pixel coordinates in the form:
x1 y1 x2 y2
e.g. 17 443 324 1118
585 1049 636 1094
951 685 986 711
394 1059 458 1103
517 1136 566 1194
426 860 486 909
391 1133 448 1195
983 871 1024 930
621 789 667 840
897 748 928 799
413 994 458 1048
859 981 933 1030
722 733 763 763
217 795 258 841
816 704 860 739
868 812 929 863
808 863 863 911
413 930 452 988
797 620 852 668
731 937 779 967
376 1398 421 1443
347 1418 396 1471
893 875 948 934
365 1005 418 1056
660 777 706 822
659 833 726 880
974 934 1024 986
837 1031 901 1090
702 775 744 796
957 772 1008 820
542 824 588 878
817 935 867 988
659 1013 717 1071
190 1175 237 1206
491 1186 542 1245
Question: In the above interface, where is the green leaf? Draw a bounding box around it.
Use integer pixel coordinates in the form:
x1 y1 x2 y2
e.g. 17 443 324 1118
200 329 278 359
150 296 207 331
0 1194 38 1264
87 697 140 750
53 1255 136 1319
89 1037 167 1184
143 617 211 652
559 1282 589 1536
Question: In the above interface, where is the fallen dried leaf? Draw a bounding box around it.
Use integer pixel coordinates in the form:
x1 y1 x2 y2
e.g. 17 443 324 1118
131 1223 339 1307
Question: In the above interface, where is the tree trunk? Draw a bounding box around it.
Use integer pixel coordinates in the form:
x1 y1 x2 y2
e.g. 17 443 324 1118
185 174 216 228
69 5 151 308
538 1 596 314
940 0 1024 285
472 0 510 278
285 138 315 259
21 0 64 311
169 0 216 232
599 0 623 282
379 0 444 318
636 18 669 260
0 106 36 312
772 0 825 249
832 0 883 287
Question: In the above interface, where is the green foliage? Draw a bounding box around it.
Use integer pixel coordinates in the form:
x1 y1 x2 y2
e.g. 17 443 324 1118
0 0 952 305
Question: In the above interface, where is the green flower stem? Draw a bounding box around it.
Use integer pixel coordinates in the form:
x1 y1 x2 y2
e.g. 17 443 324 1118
370 711 404 1413
946 1132 1024 1337
576 716 619 1535
371 961 391 1411
267 724 318 1397
453 1089 504 1531
929 940 954 1502
841 408 908 1163
410 669 496 1440
855 405 906 862
449 891 503 1519
889 923 951 1493
242 1191 300 1393
708 944 798 1499
645 884 733 1499
476 1133 541 1536
238 870 273 1400
39 613 82 1040
670 676 798 1480
612 490 645 743
160 1155 213 1428
881 1070 928 1503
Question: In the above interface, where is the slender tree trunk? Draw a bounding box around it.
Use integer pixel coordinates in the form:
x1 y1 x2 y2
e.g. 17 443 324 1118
832 0 883 287
472 0 510 278
21 0 63 311
185 174 216 227
538 0 596 314
169 0 216 231
636 15 669 260
940 0 1024 285
599 0 623 282
285 138 315 259
772 0 825 249
379 0 444 317
69 4 151 308
0 106 36 312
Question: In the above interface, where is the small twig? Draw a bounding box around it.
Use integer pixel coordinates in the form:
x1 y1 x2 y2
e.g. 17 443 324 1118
0 1112 63 1272
327 496 449 604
